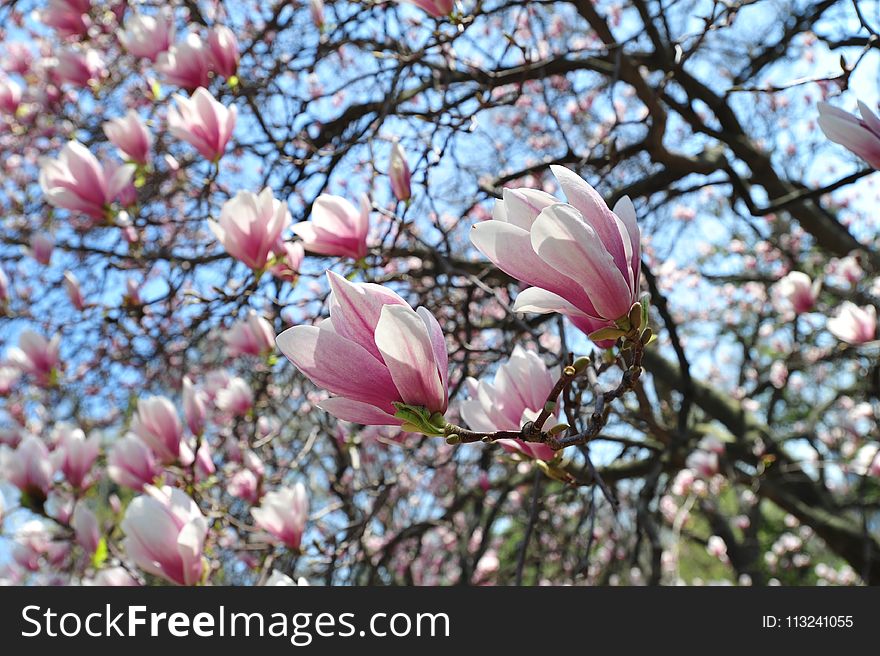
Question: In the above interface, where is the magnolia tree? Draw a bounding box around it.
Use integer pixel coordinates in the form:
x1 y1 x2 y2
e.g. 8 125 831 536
0 0 879 587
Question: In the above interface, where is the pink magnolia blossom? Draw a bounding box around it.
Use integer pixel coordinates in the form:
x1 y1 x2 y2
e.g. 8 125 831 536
2 436 53 499
854 444 880 478
0 266 8 305
310 0 325 29
268 241 305 283
227 468 261 503
121 485 208 586
291 194 370 260
470 166 641 342
771 271 819 316
210 188 290 269
54 48 106 88
461 345 559 461
0 366 21 395
687 450 719 478
817 101 880 169
119 12 174 62
156 33 213 90
63 271 85 311
182 376 207 436
7 330 60 385
215 377 254 417
251 483 309 550
130 395 193 464
224 310 276 357
107 434 161 491
0 77 21 114
41 0 92 38
398 0 455 18
39 141 135 220
389 141 412 201
208 25 239 79
51 427 100 488
195 441 215 480
168 87 237 161
72 502 100 554
104 110 152 165
27 233 54 265
276 271 449 426
827 302 876 345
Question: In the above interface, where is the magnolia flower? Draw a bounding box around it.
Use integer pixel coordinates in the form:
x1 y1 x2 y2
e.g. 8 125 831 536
104 110 152 165
121 485 208 586
119 12 174 62
309 0 325 29
389 141 412 201
210 188 290 269
0 76 21 114
215 377 254 417
276 271 449 427
291 194 369 260
227 468 261 504
107 434 161 491
39 141 135 220
41 0 92 38
853 444 880 478
182 376 207 437
168 87 237 161
398 0 455 18
1 436 53 499
461 345 559 461
0 366 21 395
771 271 819 316
51 427 100 488
54 49 106 88
208 25 239 79
817 101 880 169
224 310 275 357
156 33 212 90
827 302 876 345
195 441 215 480
72 502 100 554
687 450 719 478
0 266 8 305
268 241 305 283
7 330 60 385
130 395 192 464
251 483 309 550
470 166 641 342
63 271 85 311
27 233 54 265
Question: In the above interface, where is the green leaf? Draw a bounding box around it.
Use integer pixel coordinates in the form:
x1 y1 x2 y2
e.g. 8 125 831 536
588 327 627 342
92 537 108 568
392 403 447 436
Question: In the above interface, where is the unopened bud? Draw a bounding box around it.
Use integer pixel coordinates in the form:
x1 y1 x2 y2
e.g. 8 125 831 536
572 356 590 373
543 400 557 414
640 327 654 345
628 303 642 331
563 365 576 377
546 423 569 438
445 434 460 445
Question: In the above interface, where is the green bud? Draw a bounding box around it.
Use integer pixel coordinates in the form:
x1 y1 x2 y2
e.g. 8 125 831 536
392 403 447 436
572 356 590 373
588 326 627 342
543 400 557 414
546 423 569 437
628 302 642 331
